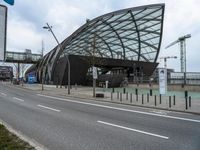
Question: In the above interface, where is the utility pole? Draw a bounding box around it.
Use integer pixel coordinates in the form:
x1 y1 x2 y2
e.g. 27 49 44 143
41 40 44 91
92 33 97 97
43 23 71 94
41 40 44 57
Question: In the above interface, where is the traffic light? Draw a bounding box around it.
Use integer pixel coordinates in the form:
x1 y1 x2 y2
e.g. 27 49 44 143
3 0 14 5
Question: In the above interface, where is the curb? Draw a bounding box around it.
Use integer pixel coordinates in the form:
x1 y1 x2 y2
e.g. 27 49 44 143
0 119 49 150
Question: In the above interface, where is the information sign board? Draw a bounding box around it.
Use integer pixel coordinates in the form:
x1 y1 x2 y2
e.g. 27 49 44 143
93 66 98 79
159 68 167 95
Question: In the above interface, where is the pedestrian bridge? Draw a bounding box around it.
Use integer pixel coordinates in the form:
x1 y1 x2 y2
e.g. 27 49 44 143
5 51 42 64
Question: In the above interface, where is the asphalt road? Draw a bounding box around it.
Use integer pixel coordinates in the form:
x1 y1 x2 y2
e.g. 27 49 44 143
0 83 200 150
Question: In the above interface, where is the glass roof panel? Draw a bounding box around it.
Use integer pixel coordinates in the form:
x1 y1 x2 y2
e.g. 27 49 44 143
51 4 165 63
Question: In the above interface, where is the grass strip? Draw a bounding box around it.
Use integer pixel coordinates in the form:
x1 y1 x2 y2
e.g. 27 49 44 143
0 124 35 150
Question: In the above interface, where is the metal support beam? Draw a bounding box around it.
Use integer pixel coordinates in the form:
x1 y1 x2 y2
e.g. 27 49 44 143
130 11 141 61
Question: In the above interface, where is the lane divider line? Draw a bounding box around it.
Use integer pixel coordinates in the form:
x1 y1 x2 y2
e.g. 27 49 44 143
1 92 7 96
97 120 169 140
37 94 200 123
37 104 61 112
13 97 24 102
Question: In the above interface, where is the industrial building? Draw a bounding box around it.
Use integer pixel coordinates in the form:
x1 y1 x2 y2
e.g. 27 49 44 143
26 4 165 87
0 66 13 81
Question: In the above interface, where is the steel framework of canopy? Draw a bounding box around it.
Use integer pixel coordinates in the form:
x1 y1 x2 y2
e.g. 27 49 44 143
35 4 165 85
57 3 165 63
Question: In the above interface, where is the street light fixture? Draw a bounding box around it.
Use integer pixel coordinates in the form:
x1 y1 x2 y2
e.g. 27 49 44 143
43 23 71 94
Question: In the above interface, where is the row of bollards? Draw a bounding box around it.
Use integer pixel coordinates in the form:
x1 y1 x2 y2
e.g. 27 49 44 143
111 92 169 107
185 90 192 110
110 90 192 110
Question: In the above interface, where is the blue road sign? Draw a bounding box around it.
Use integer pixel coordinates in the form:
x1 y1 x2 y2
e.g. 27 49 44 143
3 0 14 5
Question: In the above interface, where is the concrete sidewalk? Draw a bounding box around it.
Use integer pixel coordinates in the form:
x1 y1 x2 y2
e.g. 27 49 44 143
9 83 200 115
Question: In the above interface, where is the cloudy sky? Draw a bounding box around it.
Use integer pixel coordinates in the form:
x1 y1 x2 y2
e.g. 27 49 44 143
2 0 200 72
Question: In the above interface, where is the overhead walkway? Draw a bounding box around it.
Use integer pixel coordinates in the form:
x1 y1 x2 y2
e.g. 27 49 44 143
3 51 42 81
5 51 42 64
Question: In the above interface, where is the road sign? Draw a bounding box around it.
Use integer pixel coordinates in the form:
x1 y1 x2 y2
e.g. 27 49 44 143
3 0 14 5
93 66 97 79
0 5 7 61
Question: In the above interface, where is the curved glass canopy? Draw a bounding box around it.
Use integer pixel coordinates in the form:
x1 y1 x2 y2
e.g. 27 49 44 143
58 3 165 62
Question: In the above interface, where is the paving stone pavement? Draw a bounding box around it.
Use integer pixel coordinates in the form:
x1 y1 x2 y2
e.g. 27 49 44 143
7 82 200 115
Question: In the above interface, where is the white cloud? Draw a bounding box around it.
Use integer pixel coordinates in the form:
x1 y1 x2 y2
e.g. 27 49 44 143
7 16 42 52
158 0 200 72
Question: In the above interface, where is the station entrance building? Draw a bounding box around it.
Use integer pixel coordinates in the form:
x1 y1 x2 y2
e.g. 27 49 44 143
26 4 165 87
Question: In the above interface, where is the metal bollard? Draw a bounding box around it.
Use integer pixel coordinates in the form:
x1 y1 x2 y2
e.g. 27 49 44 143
135 88 138 95
126 92 128 100
117 92 119 99
154 95 157 106
189 96 191 107
147 93 149 103
112 88 115 93
130 93 132 103
136 94 138 101
159 94 162 104
185 97 188 110
142 94 144 104
169 96 171 108
120 93 122 102
150 89 153 96
135 89 138 101
185 91 188 98
123 88 126 94
173 95 176 105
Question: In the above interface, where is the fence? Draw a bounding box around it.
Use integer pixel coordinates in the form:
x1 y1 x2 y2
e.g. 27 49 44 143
170 72 200 85
128 72 200 86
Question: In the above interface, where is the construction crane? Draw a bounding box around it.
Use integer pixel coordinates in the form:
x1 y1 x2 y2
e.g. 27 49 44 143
159 56 177 69
165 34 191 73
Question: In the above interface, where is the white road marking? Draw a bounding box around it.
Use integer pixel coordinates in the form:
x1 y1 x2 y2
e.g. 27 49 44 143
13 97 24 102
151 110 168 115
1 92 7 96
37 94 200 123
97 120 169 139
37 104 61 112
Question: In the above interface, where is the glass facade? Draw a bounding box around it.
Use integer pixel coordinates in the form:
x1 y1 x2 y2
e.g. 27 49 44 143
58 4 165 63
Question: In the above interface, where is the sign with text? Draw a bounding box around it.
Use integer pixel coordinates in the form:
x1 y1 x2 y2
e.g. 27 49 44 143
0 5 7 61
93 66 98 79
159 68 167 95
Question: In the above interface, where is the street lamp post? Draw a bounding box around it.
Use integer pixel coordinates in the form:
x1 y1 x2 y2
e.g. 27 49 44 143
43 23 70 94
